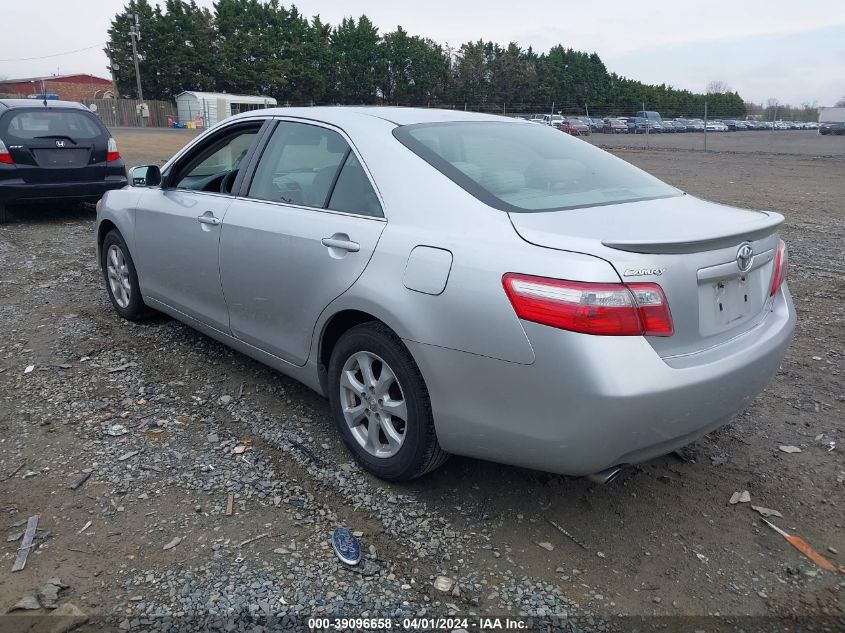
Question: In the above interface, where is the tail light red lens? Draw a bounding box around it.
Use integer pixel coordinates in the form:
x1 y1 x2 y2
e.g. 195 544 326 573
769 239 788 297
0 139 13 164
502 273 674 337
106 137 120 162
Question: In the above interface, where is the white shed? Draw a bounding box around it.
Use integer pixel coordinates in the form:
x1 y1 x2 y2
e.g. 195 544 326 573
175 91 277 128
818 107 845 123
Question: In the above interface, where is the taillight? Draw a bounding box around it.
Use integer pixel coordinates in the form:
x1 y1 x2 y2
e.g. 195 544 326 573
769 239 788 297
502 273 674 337
0 139 13 164
106 137 120 162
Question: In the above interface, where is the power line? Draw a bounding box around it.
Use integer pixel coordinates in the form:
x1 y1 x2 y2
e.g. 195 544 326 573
0 43 105 62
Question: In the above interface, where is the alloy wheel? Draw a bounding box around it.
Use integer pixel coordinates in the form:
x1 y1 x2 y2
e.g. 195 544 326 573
106 244 131 309
339 351 408 458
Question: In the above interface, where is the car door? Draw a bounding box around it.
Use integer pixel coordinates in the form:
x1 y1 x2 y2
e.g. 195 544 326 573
219 119 386 366
134 120 267 332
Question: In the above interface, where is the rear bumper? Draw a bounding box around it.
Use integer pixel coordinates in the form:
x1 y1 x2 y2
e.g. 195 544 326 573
407 285 795 476
0 177 127 203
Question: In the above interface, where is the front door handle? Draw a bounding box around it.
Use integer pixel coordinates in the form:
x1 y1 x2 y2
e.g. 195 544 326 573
197 213 221 226
321 237 360 252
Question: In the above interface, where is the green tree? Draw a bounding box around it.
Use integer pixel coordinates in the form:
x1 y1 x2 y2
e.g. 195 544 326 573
380 27 449 104
451 40 491 106
214 0 292 97
330 16 381 103
286 14 333 103
149 0 216 98
104 1 749 116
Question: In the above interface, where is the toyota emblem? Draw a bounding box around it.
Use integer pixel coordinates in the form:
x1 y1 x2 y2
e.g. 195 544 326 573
736 243 754 272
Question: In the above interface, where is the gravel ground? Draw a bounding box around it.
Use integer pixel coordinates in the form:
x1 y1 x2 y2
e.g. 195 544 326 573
0 130 842 632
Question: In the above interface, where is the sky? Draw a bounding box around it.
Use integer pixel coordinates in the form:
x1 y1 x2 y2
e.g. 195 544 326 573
2 0 843 106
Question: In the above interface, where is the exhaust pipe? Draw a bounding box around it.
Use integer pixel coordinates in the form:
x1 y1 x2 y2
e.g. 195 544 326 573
586 466 622 484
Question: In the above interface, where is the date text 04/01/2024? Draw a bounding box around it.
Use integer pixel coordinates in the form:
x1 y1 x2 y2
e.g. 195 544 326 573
308 617 529 630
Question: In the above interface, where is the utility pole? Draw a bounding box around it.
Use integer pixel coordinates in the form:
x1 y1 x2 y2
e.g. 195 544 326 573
129 14 144 104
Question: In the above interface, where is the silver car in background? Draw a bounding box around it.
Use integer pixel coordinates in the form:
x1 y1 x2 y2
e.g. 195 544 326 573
96 108 794 482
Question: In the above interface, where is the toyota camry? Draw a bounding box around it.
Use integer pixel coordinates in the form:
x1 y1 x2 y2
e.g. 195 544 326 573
95 107 795 482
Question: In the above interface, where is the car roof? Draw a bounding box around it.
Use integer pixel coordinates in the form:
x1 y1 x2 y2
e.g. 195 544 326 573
226 106 517 127
0 99 89 111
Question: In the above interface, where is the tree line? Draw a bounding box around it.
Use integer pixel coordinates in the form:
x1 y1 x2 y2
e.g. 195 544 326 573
106 0 747 117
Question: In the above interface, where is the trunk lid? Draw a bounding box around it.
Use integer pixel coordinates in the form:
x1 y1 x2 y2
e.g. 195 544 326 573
508 195 784 358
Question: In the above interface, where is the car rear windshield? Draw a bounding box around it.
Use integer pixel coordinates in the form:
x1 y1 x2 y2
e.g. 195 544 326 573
393 121 681 212
1 109 104 141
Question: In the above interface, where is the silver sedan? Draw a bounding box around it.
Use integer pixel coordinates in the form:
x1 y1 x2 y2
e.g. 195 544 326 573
96 108 795 482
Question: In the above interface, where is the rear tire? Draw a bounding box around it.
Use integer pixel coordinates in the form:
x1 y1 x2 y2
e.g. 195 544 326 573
101 229 152 321
0 202 7 224
328 322 449 481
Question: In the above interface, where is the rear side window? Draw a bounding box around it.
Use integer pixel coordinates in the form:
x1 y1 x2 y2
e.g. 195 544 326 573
1 109 103 140
248 121 382 216
328 153 382 218
248 122 349 207
394 121 680 213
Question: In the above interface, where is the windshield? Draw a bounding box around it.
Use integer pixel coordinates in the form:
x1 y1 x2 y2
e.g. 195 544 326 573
393 121 681 213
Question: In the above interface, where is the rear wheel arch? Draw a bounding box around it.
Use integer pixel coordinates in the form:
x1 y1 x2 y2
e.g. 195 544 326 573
318 310 386 392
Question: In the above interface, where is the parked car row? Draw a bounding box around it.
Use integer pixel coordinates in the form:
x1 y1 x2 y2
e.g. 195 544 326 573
523 113 825 135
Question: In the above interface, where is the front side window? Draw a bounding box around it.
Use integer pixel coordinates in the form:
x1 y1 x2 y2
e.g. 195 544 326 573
175 128 258 192
394 121 681 213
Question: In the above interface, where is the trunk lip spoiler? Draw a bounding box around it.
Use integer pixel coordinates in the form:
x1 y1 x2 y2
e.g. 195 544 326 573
601 212 784 254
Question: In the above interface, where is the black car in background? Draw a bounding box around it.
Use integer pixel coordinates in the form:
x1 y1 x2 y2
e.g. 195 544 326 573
819 122 845 135
0 99 126 222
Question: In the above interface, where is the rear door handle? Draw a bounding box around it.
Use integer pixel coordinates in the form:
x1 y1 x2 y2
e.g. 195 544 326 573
321 237 360 252
197 213 221 226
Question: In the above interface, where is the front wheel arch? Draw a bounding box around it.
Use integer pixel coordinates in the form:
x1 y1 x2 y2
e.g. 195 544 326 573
96 219 118 266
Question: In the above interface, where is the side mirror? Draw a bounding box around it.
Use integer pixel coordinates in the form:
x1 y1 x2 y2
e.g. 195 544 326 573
130 165 162 188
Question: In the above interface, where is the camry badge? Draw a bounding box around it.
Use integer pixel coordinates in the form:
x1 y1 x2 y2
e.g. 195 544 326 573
331 526 361 565
736 243 754 272
623 268 665 277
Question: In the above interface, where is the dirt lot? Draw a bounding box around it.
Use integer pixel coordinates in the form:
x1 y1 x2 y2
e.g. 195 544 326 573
0 128 843 631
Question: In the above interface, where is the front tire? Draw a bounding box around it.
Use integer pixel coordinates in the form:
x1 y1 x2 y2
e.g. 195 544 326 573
101 229 151 321
328 322 448 481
